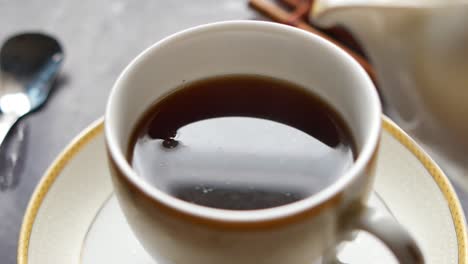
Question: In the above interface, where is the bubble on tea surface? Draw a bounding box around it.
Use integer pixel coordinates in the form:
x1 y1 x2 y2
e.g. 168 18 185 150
162 137 179 149
161 131 179 149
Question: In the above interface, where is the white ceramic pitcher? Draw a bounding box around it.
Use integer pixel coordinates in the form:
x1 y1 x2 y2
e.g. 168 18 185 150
311 0 468 183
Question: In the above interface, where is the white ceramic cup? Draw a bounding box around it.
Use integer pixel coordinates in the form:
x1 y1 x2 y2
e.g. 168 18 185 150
105 21 424 264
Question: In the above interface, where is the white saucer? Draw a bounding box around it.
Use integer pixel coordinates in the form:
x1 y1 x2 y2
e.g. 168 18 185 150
18 117 467 264
79 188 397 264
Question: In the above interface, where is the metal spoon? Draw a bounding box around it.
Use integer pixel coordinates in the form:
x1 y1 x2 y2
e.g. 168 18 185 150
0 33 64 149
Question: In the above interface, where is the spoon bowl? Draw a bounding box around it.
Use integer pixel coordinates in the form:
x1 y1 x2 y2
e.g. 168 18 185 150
0 32 64 148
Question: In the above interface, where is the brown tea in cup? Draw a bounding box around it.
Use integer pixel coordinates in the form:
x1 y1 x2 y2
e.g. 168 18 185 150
128 74 356 210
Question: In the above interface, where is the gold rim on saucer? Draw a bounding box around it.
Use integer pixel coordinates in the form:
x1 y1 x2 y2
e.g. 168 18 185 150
17 118 468 264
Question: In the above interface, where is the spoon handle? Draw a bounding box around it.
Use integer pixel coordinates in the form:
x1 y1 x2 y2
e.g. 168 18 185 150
0 113 19 149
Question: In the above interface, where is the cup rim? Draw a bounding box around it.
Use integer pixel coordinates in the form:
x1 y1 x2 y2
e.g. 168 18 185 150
105 20 382 223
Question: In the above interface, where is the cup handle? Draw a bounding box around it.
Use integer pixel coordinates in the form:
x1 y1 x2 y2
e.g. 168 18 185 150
325 207 425 264
350 207 425 264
